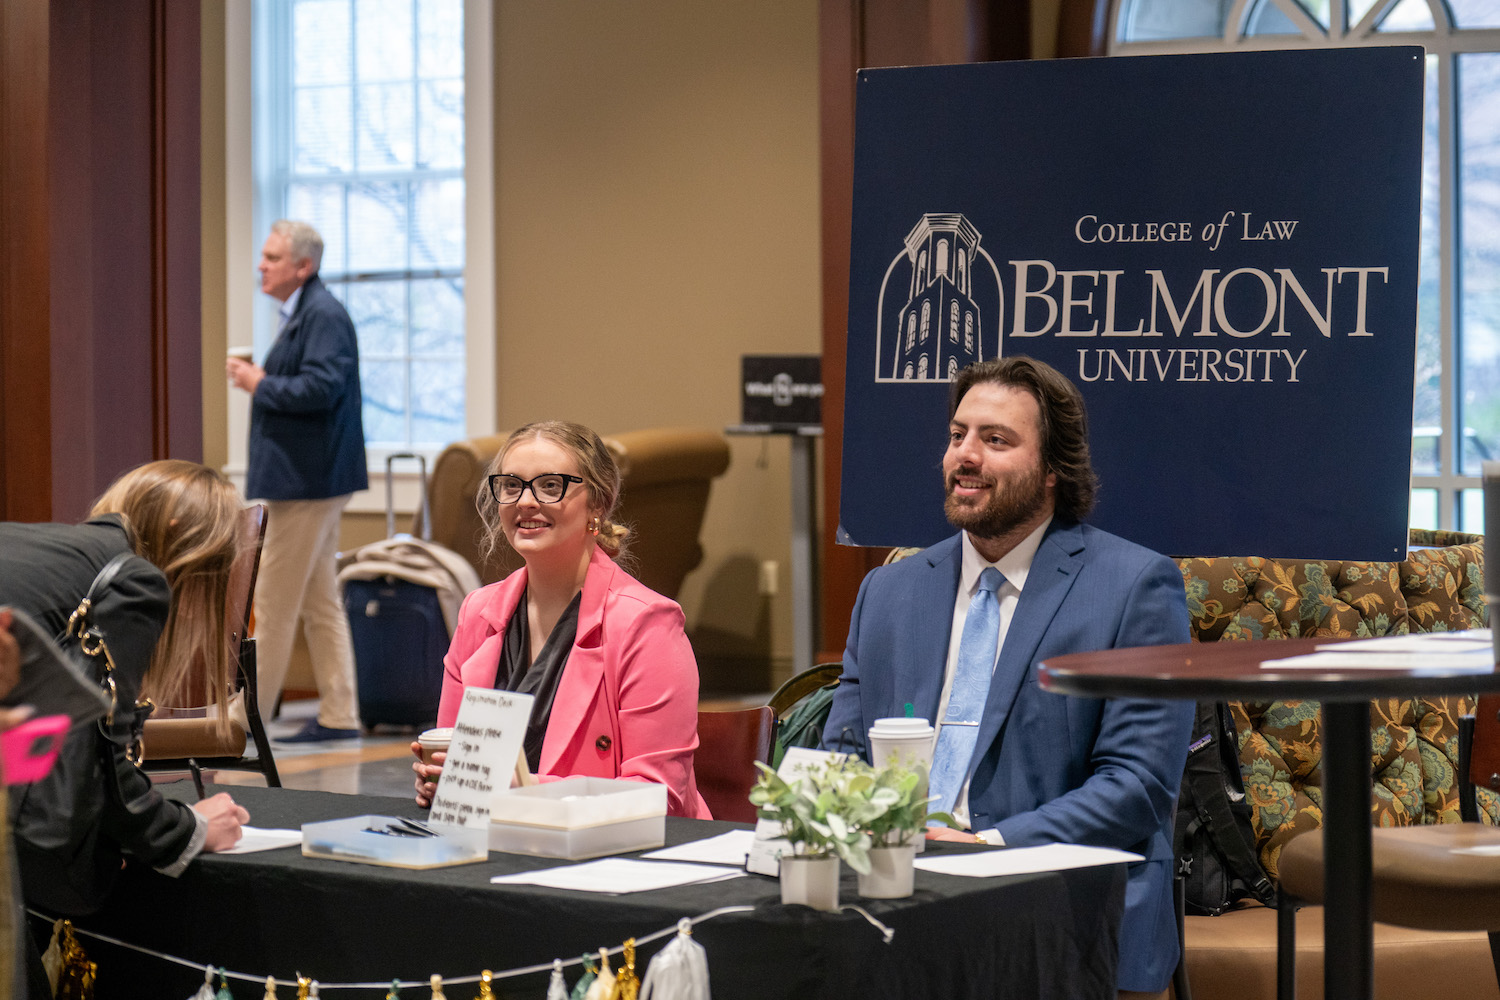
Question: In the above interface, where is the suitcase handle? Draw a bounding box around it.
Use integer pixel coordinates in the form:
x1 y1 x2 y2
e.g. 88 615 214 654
385 453 430 541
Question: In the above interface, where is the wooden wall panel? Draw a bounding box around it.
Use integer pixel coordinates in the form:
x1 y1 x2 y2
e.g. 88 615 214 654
0 0 200 523
0 1 53 523
817 0 1033 660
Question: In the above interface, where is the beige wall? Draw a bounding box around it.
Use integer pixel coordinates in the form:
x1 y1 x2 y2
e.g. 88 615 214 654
491 1 820 691
202 1 821 695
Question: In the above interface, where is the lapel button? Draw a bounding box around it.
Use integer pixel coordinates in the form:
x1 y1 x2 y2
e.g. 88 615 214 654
595 735 612 752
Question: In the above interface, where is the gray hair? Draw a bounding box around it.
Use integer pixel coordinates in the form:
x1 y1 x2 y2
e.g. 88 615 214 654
270 219 325 272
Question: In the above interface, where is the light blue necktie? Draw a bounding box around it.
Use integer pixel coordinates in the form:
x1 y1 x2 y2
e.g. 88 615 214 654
929 566 1005 817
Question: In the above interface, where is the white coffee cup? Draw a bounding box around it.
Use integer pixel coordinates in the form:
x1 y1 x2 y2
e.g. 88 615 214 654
868 717 935 772
227 345 254 362
868 717 936 850
417 727 453 768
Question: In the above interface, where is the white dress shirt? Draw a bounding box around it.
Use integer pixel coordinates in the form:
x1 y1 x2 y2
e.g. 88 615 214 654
936 515 1052 833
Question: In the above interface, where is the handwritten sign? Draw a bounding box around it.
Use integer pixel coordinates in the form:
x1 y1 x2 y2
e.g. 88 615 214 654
428 688 533 835
745 746 843 877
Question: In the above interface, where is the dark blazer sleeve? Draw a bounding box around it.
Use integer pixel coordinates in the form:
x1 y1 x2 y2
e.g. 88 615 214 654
989 551 1192 850
92 559 200 869
821 568 876 758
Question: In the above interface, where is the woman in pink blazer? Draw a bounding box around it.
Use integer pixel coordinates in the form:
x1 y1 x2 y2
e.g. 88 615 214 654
412 421 710 819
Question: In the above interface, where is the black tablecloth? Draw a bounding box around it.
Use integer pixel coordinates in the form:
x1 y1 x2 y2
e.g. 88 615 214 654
47 784 1125 999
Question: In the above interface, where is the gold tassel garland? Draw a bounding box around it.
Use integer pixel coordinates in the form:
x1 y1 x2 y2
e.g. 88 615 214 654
609 939 639 1000
49 920 96 1000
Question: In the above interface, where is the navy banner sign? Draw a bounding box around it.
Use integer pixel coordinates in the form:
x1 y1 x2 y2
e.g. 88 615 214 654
839 47 1423 560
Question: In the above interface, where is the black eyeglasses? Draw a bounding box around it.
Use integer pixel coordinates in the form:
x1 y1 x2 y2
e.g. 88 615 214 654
488 473 584 505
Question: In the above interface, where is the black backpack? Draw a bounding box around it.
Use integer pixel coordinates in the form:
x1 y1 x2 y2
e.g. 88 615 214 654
1173 700 1277 916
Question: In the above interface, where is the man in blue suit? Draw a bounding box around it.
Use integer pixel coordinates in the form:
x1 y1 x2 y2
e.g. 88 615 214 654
822 356 1191 998
228 220 367 742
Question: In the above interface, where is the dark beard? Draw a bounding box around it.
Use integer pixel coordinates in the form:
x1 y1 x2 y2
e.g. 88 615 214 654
944 461 1048 540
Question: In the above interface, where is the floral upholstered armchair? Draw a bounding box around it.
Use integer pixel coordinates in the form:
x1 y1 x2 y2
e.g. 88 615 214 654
1177 529 1496 879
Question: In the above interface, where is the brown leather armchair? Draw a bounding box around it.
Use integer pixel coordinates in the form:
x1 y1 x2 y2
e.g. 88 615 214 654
419 427 731 600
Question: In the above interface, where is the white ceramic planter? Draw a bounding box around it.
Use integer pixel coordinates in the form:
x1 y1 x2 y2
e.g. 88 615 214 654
857 844 916 899
779 855 840 911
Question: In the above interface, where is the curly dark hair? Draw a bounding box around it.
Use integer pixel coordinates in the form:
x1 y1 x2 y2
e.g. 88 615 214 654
949 356 1098 521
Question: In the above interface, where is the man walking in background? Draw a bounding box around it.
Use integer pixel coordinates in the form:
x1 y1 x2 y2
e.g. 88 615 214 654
228 219 366 742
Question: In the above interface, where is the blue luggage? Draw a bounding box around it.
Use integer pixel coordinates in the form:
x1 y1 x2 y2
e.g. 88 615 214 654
338 454 481 728
343 576 447 727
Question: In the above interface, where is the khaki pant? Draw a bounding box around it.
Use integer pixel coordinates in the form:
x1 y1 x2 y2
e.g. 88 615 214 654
252 495 360 730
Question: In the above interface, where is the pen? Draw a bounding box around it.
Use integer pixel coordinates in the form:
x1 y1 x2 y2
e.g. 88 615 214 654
190 760 206 800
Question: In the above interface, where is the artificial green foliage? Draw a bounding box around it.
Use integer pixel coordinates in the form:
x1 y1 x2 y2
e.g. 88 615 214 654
749 757 955 874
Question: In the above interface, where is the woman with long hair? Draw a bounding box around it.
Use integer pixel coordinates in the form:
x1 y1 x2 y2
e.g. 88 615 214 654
412 422 709 818
1 461 250 920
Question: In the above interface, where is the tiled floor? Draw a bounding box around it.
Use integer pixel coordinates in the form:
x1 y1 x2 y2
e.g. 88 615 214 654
206 693 771 799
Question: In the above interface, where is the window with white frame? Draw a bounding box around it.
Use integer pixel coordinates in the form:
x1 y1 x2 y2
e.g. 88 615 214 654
253 0 466 455
1109 0 1500 532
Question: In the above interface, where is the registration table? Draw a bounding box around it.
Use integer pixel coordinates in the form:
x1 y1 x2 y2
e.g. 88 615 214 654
63 784 1127 999
1039 636 1500 1000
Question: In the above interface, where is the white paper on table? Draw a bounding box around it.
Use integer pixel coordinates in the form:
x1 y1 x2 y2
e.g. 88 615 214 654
1451 845 1500 857
915 843 1142 877
1317 630 1492 654
220 827 302 854
1261 650 1493 671
489 858 745 894
745 746 846 877
642 830 757 866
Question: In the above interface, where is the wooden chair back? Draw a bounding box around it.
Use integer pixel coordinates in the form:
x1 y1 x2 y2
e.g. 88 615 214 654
1470 693 1500 802
142 505 280 785
694 706 775 823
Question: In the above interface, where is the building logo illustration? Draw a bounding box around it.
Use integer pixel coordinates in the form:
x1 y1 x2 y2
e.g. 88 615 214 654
875 213 1004 383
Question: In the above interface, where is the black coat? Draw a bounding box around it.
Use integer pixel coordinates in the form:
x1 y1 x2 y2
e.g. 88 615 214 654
0 516 199 912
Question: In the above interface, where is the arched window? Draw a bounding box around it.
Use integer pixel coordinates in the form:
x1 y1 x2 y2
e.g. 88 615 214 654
906 313 917 350
935 239 949 279
917 249 928 288
957 250 967 291
964 312 974 352
903 361 914 379
917 354 929 379
949 300 960 342
1109 0 1497 531
920 301 931 342
948 356 959 378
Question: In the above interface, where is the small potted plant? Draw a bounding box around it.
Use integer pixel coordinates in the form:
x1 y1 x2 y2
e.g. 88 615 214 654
751 756 955 907
856 759 953 899
750 756 880 910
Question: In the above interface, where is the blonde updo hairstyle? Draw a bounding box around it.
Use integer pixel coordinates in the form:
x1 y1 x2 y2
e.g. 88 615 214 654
90 460 243 733
477 421 632 565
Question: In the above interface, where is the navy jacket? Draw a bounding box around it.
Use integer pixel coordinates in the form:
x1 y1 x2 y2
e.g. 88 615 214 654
247 274 368 501
823 521 1193 992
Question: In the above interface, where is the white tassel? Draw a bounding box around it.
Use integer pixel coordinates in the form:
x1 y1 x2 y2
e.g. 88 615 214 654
187 965 215 1000
546 958 569 1000
639 920 711 1000
263 976 279 999
429 973 447 999
41 920 64 994
583 948 615 1000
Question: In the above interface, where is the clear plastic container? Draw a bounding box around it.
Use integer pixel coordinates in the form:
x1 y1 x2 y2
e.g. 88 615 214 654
488 777 668 860
301 815 488 869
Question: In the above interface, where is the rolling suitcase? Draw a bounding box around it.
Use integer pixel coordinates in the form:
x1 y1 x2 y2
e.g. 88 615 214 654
338 454 481 728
